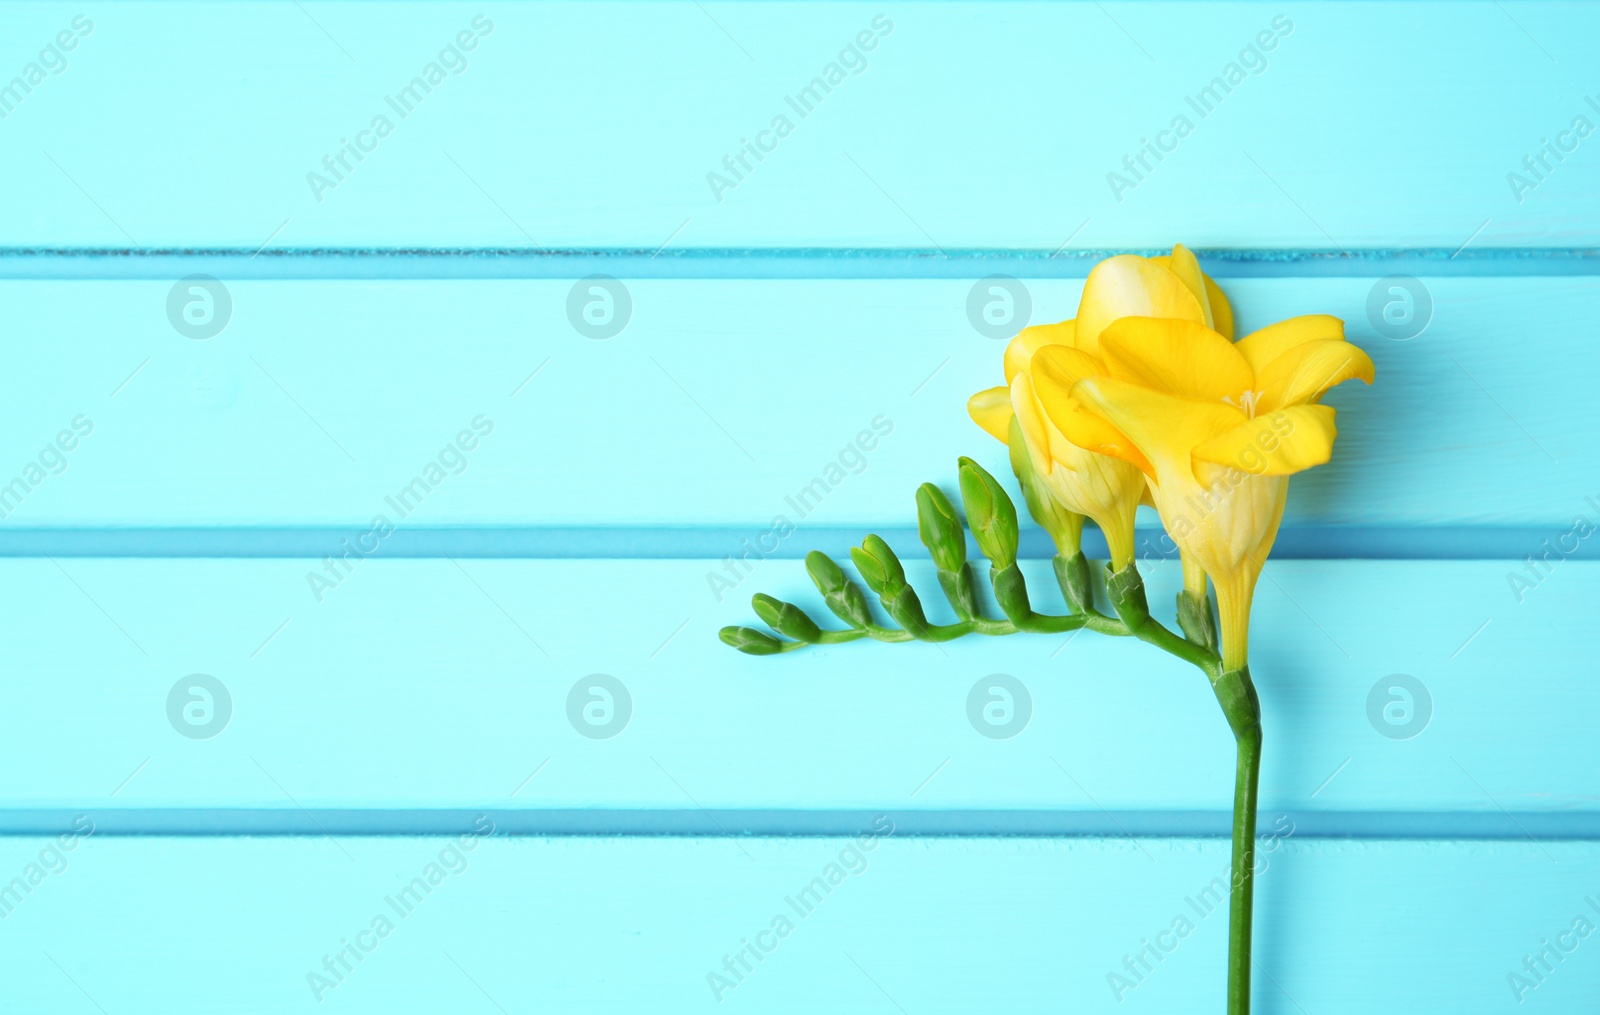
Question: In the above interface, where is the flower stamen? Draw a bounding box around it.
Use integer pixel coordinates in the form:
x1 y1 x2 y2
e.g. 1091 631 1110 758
1221 390 1264 419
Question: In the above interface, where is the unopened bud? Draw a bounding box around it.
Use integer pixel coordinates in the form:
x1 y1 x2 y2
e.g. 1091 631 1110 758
805 550 847 595
850 535 907 595
752 594 823 643
915 483 966 573
958 457 1019 569
1008 418 1083 555
805 552 873 629
719 626 786 655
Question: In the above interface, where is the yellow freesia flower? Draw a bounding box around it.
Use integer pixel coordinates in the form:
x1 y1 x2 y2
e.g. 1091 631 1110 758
967 244 1230 574
1032 312 1374 669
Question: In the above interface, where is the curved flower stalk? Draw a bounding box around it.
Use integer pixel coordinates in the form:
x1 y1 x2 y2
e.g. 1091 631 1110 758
719 245 1373 1015
717 457 1207 669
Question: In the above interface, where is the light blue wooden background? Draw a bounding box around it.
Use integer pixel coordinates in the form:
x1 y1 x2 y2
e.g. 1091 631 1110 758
2 1 1597 1012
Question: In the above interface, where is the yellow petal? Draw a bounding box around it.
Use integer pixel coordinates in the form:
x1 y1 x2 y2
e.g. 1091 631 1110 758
1031 348 1154 476
1192 404 1338 476
1068 375 1241 480
1150 248 1233 338
1163 244 1214 331
1235 314 1344 373
1205 275 1234 340
1030 343 1101 391
1076 254 1206 354
1098 317 1255 402
1009 372 1054 476
967 386 1013 443
1004 319 1077 384
1255 340 1376 412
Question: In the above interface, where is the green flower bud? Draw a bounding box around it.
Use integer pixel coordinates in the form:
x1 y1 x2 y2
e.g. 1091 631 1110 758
958 457 1020 569
1008 418 1083 555
915 483 966 573
850 534 907 595
805 551 872 629
752 594 823 644
805 550 847 595
1054 552 1095 614
719 626 786 655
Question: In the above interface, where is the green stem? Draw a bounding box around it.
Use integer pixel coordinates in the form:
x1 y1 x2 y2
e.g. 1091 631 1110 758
1104 563 1221 675
1228 724 1261 1015
773 608 1136 651
1212 666 1262 1015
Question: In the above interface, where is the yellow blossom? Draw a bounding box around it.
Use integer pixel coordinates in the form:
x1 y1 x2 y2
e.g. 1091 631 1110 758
1032 311 1374 669
967 244 1231 574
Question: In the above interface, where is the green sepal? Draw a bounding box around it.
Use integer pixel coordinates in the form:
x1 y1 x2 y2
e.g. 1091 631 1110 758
916 483 967 573
937 565 978 621
1105 562 1151 629
1177 589 1219 653
1054 552 1094 614
719 626 787 655
884 586 932 637
1106 561 1222 675
958 457 1019 569
990 563 1032 626
1211 665 1262 738
751 594 823 643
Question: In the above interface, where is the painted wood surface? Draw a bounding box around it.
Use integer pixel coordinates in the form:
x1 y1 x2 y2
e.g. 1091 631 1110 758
0 833 1592 1013
1 557 1585 819
0 276 1591 536
4 1 1599 1010
0 3 1596 249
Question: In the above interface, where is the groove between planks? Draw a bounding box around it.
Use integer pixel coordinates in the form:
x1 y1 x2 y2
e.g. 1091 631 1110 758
1 807 1598 840
1 247 1597 280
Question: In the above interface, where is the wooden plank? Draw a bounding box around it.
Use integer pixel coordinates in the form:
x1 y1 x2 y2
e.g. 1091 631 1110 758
0 276 1591 532
3 557 1590 817
1 833 1592 1012
1 3 1595 249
